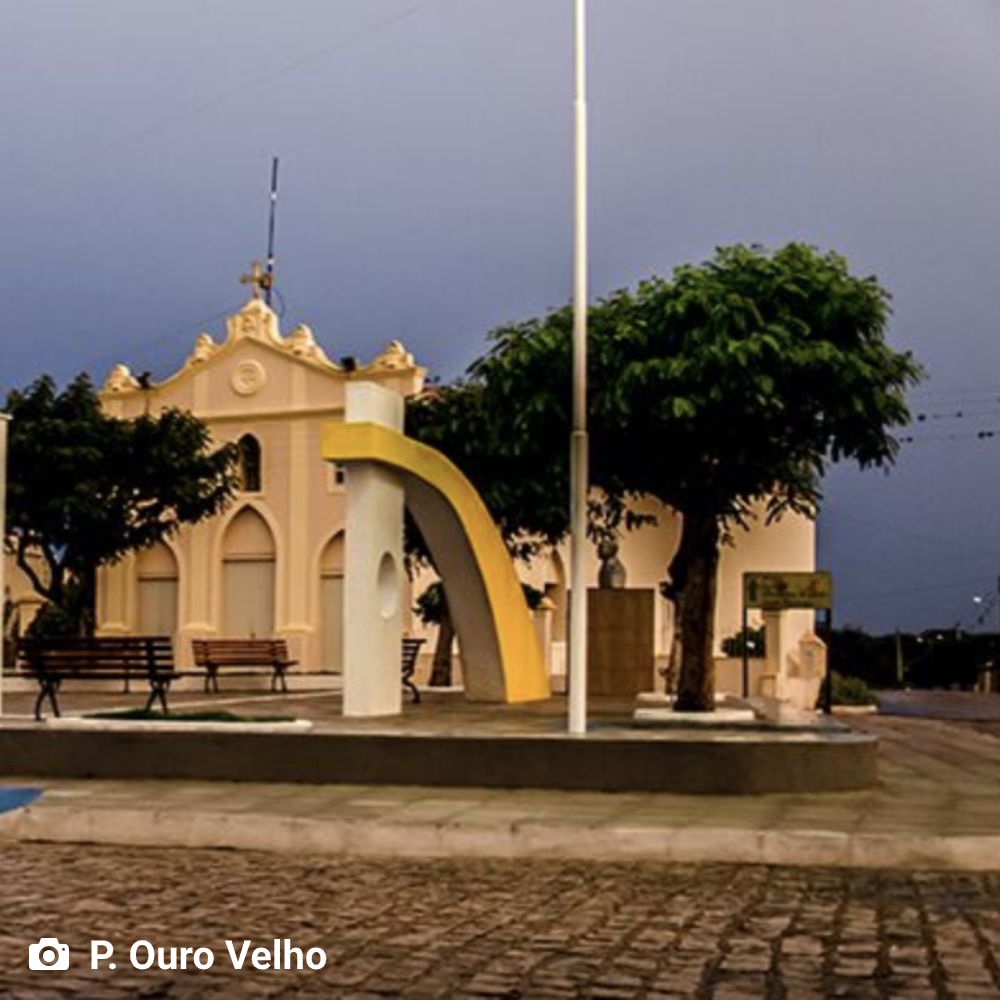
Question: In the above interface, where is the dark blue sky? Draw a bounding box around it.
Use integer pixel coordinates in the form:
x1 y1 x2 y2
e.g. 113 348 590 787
4 0 1000 633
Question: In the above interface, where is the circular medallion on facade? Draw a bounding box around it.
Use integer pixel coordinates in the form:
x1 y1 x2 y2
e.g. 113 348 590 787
231 360 267 396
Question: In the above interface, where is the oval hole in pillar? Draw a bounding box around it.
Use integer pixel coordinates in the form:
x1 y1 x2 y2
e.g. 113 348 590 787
377 551 399 620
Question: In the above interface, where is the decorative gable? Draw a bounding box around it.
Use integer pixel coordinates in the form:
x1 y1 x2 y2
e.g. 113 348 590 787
98 272 427 418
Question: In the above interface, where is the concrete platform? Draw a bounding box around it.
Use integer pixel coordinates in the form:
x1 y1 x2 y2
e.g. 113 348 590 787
0 690 874 794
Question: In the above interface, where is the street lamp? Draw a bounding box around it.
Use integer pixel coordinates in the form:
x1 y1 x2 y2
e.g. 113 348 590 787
568 0 589 734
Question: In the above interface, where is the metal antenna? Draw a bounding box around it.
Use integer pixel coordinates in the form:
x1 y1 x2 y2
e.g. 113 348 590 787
265 156 279 308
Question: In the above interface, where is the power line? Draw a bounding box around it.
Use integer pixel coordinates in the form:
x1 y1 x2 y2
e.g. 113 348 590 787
87 1 444 160
80 303 245 382
899 428 1000 444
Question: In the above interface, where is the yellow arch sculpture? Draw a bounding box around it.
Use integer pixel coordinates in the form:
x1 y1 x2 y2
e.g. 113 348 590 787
320 421 550 703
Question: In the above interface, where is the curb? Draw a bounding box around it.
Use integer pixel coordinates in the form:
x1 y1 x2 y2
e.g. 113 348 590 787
44 718 313 735
2 803 999 871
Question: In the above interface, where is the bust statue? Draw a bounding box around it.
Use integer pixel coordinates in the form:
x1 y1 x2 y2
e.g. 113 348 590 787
597 539 627 589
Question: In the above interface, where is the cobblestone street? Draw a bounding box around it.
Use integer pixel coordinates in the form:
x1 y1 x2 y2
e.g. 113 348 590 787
2 845 1000 998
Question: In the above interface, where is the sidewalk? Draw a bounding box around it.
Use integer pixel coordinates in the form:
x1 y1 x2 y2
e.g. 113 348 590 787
2 713 1000 870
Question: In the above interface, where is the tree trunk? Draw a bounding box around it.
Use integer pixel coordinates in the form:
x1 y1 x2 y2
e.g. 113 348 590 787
71 563 98 637
428 601 455 687
673 512 721 712
80 566 97 637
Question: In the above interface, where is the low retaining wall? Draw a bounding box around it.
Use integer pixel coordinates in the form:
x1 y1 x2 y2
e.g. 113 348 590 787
0 726 877 795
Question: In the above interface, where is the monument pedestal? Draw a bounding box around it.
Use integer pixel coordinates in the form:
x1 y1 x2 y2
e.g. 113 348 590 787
572 588 655 697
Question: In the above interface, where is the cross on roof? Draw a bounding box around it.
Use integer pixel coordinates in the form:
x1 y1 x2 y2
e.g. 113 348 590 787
239 261 273 300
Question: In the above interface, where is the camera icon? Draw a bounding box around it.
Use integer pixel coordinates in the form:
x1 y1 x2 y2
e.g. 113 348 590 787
28 937 70 971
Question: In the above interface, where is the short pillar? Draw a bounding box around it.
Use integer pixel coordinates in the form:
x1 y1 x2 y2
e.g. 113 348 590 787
763 609 796 701
341 382 405 717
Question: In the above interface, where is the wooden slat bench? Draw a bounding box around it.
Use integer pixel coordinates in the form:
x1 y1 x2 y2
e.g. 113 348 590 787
402 636 425 704
192 639 297 693
18 635 176 721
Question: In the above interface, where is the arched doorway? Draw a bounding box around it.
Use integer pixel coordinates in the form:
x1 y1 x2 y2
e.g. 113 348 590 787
137 541 179 638
319 532 344 672
222 507 276 638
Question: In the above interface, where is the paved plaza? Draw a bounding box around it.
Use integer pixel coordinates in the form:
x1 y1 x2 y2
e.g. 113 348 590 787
3 691 1000 867
2 845 1000 998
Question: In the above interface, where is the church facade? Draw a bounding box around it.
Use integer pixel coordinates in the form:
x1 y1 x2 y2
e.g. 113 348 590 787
95 292 424 670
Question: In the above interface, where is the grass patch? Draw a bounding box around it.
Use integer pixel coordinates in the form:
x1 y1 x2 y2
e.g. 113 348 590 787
88 709 298 723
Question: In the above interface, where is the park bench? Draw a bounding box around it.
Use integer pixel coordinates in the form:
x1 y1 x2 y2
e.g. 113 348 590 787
402 636 425 704
18 635 176 721
194 636 424 700
192 638 297 693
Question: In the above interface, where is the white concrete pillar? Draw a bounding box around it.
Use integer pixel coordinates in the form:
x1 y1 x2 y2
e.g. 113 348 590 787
0 413 8 716
341 382 405 717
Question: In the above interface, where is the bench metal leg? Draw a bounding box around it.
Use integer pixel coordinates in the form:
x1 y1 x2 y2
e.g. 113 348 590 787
145 679 170 715
403 671 420 705
272 666 289 694
34 679 61 721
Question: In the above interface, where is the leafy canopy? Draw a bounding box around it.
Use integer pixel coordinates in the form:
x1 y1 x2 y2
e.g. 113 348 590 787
466 243 922 530
4 373 238 626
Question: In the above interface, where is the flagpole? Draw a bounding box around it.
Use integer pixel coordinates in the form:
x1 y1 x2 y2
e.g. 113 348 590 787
568 0 589 734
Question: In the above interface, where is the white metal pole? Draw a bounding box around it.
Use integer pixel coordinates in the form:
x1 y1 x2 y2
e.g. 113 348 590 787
568 0 589 734
0 414 8 718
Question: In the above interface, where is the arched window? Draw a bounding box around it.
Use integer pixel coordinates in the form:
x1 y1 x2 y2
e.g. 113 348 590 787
136 541 179 638
222 506 276 638
237 434 262 493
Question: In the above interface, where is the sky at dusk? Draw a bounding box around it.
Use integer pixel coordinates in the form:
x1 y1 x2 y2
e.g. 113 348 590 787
3 0 1000 634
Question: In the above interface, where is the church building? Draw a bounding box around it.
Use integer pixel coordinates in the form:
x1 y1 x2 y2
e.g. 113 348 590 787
95 286 424 671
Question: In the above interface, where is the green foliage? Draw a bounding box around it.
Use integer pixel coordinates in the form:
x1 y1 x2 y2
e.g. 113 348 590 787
721 626 766 658
828 671 876 706
4 373 239 633
469 243 920 524
24 603 78 638
828 626 989 690
412 581 446 626
828 626 897 689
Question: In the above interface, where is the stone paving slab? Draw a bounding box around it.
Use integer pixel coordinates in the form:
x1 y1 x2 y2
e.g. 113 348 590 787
2 844 1000 998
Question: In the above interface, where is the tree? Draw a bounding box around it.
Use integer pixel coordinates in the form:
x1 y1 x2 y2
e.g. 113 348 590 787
458 243 922 710
4 374 238 634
